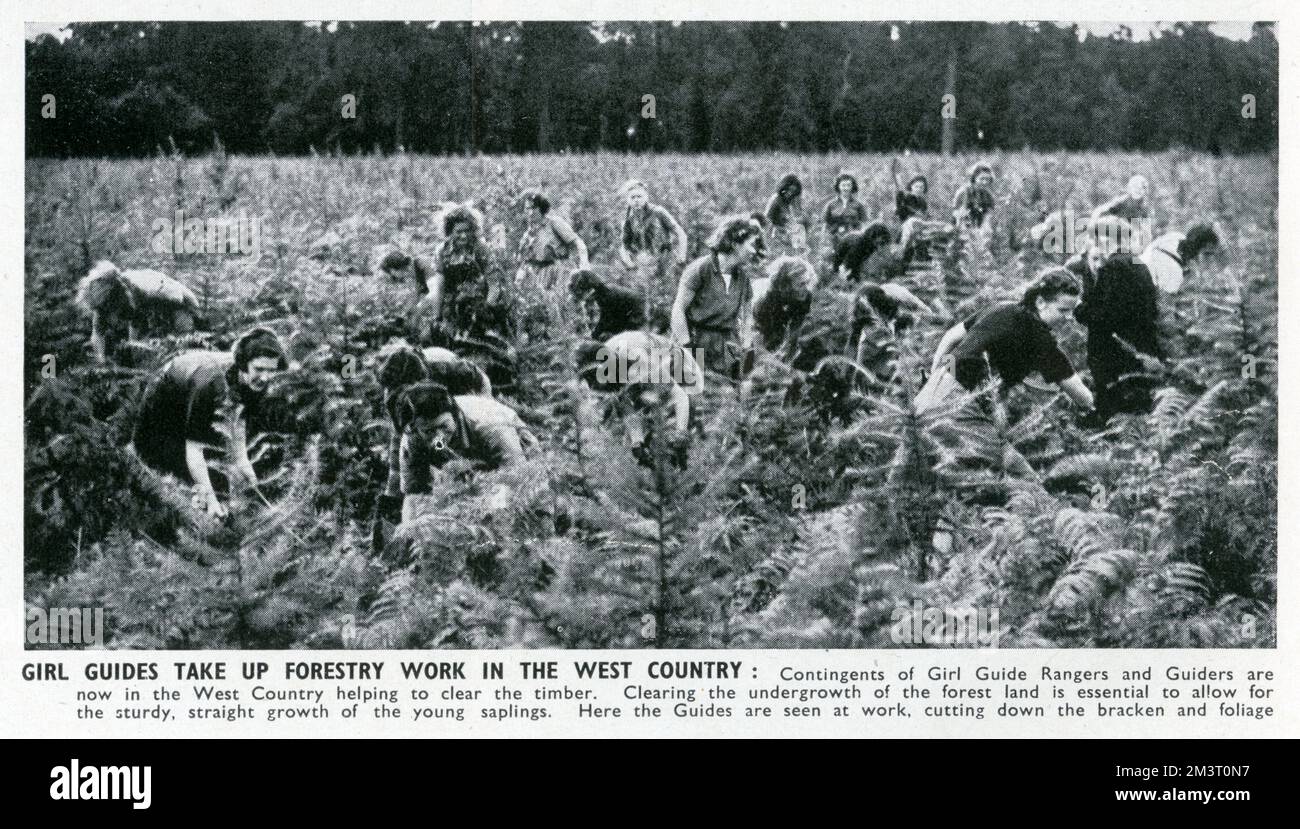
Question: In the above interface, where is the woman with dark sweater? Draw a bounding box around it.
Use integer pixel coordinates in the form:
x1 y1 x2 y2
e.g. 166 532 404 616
765 173 805 230
917 268 1094 413
952 162 997 230
671 216 761 380
893 159 930 223
1073 247 1165 421
821 173 869 240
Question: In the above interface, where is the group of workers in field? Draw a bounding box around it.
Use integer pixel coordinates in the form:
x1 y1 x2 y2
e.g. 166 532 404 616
77 161 1217 536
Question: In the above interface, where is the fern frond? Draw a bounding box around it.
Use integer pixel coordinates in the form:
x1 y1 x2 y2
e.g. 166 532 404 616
1048 548 1140 610
1047 453 1119 485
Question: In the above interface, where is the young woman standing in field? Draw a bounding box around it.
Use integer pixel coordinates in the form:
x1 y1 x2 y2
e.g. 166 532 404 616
952 162 997 230
916 268 1094 414
671 216 762 380
516 190 589 291
618 179 689 329
892 160 932 260
821 173 869 241
765 173 807 252
429 205 509 341
893 160 930 223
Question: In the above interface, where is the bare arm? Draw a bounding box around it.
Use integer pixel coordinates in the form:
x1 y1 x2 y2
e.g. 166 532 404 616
930 322 967 374
1090 194 1123 222
552 217 590 269
425 269 446 320
1058 373 1095 410
384 430 402 496
669 383 690 432
880 283 934 316
227 412 258 486
666 210 689 264
185 440 227 518
738 295 755 350
952 185 973 223
671 269 697 345
89 314 109 363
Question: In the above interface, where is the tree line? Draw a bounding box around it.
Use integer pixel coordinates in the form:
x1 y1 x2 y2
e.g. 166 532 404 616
26 20 1277 158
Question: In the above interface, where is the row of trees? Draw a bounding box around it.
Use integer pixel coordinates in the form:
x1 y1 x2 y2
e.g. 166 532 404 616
27 20 1277 157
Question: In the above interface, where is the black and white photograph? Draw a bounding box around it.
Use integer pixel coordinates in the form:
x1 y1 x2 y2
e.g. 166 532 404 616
22 14 1278 655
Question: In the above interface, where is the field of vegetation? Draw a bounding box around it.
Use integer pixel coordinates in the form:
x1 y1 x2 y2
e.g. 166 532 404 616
24 146 1277 649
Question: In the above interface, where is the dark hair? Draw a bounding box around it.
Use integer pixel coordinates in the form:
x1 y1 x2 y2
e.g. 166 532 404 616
569 268 603 299
777 173 803 199
392 382 457 432
378 249 412 272
767 256 814 294
907 174 928 193
861 221 894 254
441 204 483 238
968 162 993 183
833 173 858 194
232 327 287 371
379 347 429 392
1021 268 1081 311
861 284 901 320
707 215 761 254
523 190 551 215
751 257 814 349
1179 223 1220 262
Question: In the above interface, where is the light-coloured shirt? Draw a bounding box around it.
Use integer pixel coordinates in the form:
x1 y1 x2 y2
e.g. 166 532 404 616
520 216 580 265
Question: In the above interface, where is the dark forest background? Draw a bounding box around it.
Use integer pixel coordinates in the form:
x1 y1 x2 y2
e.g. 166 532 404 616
27 20 1277 157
